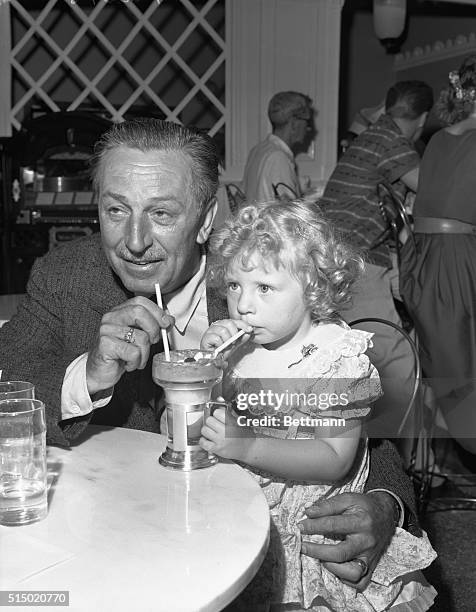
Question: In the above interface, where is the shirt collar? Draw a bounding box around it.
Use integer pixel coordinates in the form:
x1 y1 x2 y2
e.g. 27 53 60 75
268 133 294 159
381 113 406 138
164 253 207 334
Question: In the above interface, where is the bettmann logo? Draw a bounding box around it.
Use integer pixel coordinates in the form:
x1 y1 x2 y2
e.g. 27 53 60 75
236 414 346 428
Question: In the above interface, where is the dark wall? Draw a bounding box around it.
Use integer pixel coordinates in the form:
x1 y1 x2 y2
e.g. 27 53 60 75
340 2 476 138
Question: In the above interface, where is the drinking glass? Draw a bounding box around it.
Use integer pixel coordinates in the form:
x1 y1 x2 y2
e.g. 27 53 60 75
0 398 47 525
0 381 35 400
153 349 225 470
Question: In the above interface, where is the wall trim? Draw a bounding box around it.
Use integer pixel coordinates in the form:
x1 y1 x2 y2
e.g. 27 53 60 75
394 32 476 70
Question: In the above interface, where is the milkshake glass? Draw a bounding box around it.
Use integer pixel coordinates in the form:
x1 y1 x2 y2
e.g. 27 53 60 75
153 349 225 470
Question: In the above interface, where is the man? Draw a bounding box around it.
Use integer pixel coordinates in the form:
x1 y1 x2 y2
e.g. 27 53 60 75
321 81 434 459
242 91 313 202
0 118 417 589
340 100 385 154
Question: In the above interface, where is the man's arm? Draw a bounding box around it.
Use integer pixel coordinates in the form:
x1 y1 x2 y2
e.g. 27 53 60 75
366 437 420 535
400 166 419 192
0 259 89 447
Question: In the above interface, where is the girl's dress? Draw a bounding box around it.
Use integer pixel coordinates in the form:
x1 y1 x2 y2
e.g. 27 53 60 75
226 322 436 611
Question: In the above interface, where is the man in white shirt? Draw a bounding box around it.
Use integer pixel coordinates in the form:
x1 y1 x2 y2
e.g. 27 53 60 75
242 91 314 202
0 118 419 590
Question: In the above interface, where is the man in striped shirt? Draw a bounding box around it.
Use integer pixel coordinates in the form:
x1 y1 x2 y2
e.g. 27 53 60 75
321 81 433 463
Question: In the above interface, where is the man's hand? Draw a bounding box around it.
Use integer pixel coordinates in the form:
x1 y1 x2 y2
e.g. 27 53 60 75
298 492 396 590
86 296 174 395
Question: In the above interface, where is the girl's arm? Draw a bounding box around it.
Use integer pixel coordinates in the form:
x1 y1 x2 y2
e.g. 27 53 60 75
242 418 362 482
200 408 362 483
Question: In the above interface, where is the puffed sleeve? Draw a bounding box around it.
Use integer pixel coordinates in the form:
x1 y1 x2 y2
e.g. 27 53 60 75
291 329 383 420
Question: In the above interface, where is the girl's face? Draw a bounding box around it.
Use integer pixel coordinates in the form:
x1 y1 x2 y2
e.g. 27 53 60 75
225 252 312 350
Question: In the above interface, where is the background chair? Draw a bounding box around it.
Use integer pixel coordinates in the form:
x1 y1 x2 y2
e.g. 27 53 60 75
272 182 298 201
349 317 476 515
370 181 415 333
0 294 25 328
348 316 427 512
224 183 246 215
369 181 415 263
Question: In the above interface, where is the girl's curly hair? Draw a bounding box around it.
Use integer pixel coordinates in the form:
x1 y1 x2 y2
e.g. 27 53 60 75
435 55 476 125
207 200 364 323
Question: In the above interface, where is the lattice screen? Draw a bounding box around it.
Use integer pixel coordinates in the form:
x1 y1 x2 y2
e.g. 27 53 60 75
8 0 225 137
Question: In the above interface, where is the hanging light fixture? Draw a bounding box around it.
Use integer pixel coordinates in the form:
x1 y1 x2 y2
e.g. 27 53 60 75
373 0 407 54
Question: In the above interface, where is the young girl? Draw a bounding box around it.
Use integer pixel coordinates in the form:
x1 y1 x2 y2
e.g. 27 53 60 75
199 201 436 611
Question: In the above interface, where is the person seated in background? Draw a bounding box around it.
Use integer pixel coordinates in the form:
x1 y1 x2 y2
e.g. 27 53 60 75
320 80 434 465
242 91 314 202
0 117 421 591
401 55 476 457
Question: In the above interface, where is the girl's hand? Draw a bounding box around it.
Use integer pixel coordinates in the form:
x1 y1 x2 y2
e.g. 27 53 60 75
200 319 253 358
199 407 251 460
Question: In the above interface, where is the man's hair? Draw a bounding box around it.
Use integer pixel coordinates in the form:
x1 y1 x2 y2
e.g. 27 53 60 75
385 81 434 120
267 91 312 130
91 118 220 212
207 200 364 323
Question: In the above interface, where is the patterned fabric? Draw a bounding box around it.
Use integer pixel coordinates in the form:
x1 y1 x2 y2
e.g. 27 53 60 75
321 114 419 269
227 324 381 422
227 324 436 610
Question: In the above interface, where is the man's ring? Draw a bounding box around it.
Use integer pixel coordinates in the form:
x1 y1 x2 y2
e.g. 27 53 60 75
124 327 135 344
353 558 369 578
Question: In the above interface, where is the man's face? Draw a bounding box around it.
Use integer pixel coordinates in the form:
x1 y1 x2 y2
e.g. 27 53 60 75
293 115 311 144
290 105 315 153
99 146 215 296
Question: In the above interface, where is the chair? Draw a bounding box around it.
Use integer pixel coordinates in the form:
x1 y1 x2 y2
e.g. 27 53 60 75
349 317 476 515
348 317 427 512
418 386 476 515
369 182 415 265
0 293 25 327
224 183 246 215
370 182 415 334
272 182 298 201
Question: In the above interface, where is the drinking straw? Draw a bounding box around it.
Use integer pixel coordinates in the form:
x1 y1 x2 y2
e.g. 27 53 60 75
155 282 171 361
213 329 246 358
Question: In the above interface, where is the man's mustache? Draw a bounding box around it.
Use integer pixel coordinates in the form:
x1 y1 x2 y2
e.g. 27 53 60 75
117 251 165 265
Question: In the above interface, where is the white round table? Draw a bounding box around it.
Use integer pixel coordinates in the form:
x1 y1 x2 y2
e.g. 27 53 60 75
0 426 270 612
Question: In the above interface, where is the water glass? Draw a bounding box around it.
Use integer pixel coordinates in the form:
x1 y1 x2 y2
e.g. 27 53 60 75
0 381 35 400
0 398 47 526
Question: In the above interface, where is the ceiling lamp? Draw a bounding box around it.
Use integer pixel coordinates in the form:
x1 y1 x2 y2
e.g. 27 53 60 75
373 0 407 54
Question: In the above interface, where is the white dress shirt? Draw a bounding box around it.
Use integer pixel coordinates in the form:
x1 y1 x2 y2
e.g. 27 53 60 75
242 134 301 203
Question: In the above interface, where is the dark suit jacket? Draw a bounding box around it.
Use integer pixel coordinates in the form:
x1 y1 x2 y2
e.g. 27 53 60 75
0 234 420 533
